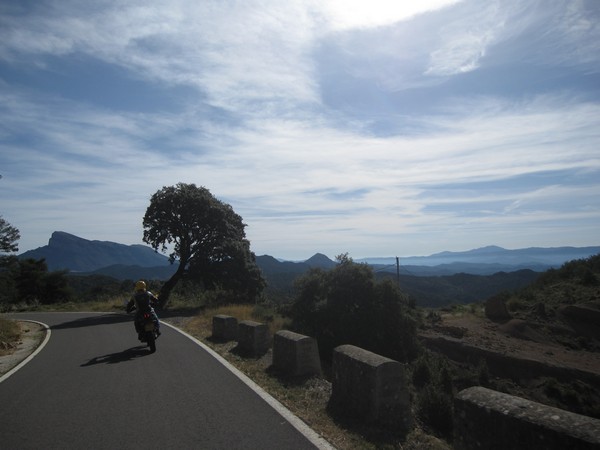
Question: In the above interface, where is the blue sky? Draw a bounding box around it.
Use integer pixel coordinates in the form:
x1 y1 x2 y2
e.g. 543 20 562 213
1 0 599 260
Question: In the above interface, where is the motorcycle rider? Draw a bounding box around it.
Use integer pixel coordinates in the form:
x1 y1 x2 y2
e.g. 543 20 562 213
126 280 161 341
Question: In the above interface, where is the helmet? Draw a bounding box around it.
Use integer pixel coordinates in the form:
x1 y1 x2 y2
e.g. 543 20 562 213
135 280 147 291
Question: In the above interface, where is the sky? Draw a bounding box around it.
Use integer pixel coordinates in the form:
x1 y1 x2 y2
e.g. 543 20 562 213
0 0 599 260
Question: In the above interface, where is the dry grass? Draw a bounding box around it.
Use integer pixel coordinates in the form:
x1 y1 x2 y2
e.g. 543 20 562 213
0 316 22 356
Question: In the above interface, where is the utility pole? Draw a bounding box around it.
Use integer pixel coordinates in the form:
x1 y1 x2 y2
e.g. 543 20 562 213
396 256 400 289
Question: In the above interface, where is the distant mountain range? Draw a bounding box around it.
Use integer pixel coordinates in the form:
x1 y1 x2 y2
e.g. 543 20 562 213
18 231 599 280
360 245 600 276
19 231 171 273
361 245 600 267
18 232 599 306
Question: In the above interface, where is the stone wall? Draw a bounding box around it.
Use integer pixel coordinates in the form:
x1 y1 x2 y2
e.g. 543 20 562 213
330 344 411 431
454 386 600 450
422 335 600 389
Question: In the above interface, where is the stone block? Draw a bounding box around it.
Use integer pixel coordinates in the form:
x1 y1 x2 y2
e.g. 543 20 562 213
212 315 238 341
330 344 411 431
454 386 600 450
237 320 270 357
272 330 321 377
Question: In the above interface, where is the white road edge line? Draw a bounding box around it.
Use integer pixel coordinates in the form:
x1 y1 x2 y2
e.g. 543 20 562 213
0 320 51 384
161 321 336 450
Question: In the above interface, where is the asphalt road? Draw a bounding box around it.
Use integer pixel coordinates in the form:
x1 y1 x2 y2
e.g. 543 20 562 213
0 312 325 449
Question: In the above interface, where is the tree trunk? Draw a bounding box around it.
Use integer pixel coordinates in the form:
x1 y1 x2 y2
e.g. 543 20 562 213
158 262 186 309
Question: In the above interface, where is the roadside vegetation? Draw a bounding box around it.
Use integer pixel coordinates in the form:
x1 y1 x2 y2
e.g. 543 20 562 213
0 316 21 356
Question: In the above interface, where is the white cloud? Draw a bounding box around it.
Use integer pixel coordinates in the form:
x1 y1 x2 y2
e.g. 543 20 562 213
3 92 599 257
425 1 506 76
320 0 462 30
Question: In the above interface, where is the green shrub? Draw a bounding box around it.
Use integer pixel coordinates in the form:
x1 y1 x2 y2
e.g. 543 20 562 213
417 384 454 438
289 254 420 362
506 297 525 312
477 359 490 387
412 354 432 388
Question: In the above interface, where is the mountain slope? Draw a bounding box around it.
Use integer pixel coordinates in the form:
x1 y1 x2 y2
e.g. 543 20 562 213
304 253 337 269
19 231 169 272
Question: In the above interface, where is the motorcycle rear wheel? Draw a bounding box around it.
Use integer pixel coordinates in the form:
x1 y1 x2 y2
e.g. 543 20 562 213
146 331 156 353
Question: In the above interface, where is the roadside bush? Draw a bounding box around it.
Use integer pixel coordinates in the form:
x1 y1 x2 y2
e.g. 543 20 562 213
412 354 433 388
506 297 525 312
411 351 456 438
417 384 454 438
289 254 420 363
477 359 490 387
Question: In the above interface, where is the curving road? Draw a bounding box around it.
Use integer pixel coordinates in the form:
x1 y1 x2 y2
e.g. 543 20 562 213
0 312 328 449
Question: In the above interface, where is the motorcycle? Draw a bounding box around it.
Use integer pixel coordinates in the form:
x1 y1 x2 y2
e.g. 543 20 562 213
126 290 160 353
139 312 159 353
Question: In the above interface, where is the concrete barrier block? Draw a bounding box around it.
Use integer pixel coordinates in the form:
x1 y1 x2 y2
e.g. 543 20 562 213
237 320 270 357
212 315 238 341
272 330 321 377
454 386 600 450
330 344 411 431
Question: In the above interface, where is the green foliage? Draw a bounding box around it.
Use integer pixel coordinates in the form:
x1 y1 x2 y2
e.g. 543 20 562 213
0 217 20 303
66 274 131 302
15 258 47 302
142 183 265 307
0 216 20 254
416 384 454 438
289 255 420 362
534 253 600 288
411 351 455 438
509 253 600 309
412 354 433 388
477 359 490 387
506 296 525 312
0 258 73 307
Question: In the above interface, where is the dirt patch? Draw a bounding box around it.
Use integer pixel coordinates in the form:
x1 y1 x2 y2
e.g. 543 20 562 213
421 314 600 375
0 321 47 377
420 312 600 379
498 319 550 343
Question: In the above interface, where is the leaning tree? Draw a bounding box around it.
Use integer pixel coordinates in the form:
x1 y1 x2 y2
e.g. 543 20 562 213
143 183 265 308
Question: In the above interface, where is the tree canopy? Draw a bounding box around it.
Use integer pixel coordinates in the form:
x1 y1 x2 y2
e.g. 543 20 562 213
0 215 20 255
143 183 265 308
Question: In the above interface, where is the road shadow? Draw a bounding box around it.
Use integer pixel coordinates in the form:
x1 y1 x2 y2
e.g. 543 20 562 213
50 306 202 331
52 313 131 330
80 346 152 366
